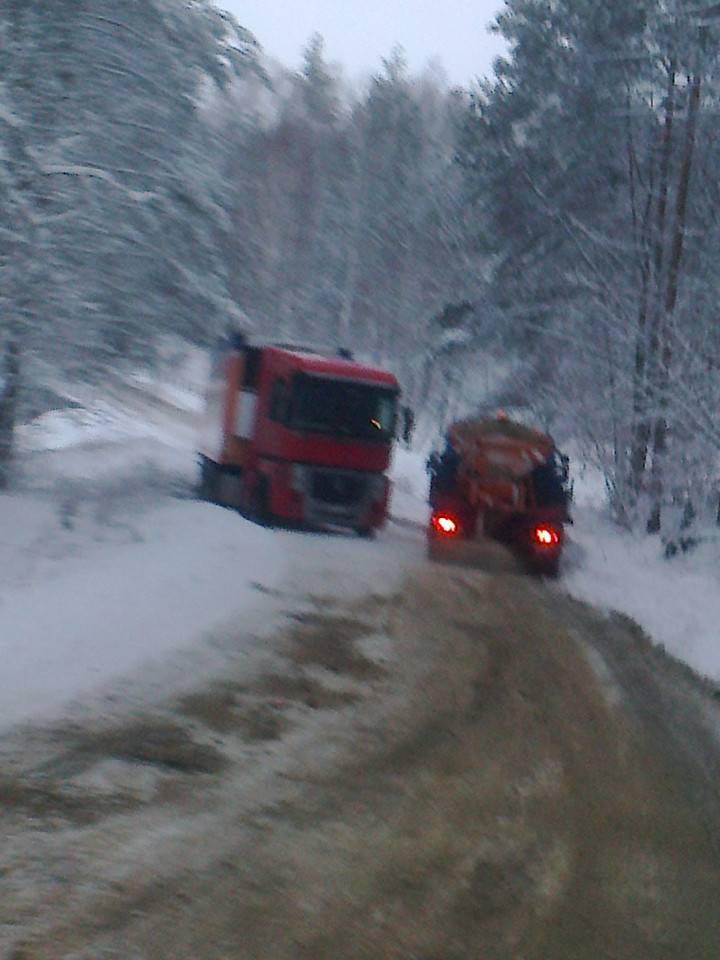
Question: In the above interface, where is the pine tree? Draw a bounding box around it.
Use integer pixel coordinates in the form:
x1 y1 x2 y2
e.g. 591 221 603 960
458 0 720 533
0 0 264 481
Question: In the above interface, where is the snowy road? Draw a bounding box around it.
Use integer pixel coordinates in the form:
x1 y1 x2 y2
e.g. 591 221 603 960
2 554 720 959
2 368 720 956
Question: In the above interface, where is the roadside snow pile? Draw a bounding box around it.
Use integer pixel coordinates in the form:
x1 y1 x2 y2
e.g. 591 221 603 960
563 501 720 681
127 336 209 412
19 400 162 452
389 446 430 526
0 493 288 729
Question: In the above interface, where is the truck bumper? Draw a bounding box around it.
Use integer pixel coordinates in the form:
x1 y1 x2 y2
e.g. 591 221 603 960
290 464 389 533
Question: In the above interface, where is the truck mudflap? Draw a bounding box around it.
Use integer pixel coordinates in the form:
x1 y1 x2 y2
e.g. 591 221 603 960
510 514 564 577
482 508 565 577
428 495 478 540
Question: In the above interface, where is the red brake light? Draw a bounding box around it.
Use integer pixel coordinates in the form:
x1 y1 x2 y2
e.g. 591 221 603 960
534 525 559 546
431 513 459 535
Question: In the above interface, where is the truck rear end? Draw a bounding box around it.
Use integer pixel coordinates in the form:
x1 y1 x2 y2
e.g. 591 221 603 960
427 416 572 576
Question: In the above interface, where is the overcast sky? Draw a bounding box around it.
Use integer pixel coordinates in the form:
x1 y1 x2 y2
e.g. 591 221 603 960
214 1 508 86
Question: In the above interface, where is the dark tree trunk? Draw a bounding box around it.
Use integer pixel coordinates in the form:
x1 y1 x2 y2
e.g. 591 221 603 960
631 64 675 498
647 67 702 533
0 339 21 489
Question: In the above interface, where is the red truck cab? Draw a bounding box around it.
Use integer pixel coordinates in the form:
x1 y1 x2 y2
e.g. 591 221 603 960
198 337 401 535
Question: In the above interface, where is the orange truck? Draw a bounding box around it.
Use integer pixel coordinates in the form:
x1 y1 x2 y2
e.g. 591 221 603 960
426 415 572 575
197 334 403 535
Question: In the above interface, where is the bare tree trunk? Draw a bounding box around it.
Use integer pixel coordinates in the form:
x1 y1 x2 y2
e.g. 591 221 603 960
632 63 675 502
647 67 702 533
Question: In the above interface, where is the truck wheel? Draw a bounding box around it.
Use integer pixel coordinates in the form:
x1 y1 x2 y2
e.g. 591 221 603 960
251 476 273 527
524 547 560 578
538 553 561 578
199 457 219 503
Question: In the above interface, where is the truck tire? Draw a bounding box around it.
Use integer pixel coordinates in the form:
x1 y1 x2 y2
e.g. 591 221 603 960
534 551 561 579
250 476 273 527
198 457 219 503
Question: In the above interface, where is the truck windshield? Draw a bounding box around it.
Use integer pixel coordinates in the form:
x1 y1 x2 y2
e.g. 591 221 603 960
289 373 397 441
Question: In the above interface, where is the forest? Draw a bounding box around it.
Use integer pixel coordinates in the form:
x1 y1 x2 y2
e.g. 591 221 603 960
0 0 718 540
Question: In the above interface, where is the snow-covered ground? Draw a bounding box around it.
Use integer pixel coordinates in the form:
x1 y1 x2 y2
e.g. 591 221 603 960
1 362 719 737
562 473 720 680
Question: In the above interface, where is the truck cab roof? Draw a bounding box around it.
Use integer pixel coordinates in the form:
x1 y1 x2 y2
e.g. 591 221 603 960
261 343 400 390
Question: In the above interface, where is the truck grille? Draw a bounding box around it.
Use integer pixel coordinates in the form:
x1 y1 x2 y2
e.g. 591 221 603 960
311 471 364 505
